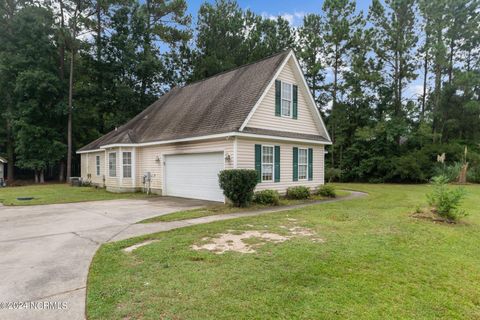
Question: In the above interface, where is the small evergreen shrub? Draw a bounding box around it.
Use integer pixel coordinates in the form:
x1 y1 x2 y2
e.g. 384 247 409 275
427 175 468 221
218 169 258 207
467 166 480 183
326 168 342 182
253 189 280 206
317 184 336 198
286 186 310 200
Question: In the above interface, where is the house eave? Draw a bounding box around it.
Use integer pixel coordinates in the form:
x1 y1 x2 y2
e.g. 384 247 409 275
76 131 332 154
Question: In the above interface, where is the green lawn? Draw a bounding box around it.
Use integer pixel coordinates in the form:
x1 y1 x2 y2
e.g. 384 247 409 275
0 184 151 206
139 190 350 223
87 184 480 319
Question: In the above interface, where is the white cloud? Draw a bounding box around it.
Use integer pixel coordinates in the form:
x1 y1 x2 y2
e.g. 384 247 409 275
404 83 424 100
261 11 306 26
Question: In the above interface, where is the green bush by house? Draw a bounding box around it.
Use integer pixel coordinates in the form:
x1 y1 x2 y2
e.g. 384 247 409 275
285 186 310 200
218 169 258 207
253 189 280 206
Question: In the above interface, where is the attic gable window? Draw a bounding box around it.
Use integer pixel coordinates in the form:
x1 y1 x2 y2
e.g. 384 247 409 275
281 82 292 117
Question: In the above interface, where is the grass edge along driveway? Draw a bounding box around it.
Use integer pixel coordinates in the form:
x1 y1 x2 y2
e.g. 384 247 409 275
0 184 152 206
87 183 480 320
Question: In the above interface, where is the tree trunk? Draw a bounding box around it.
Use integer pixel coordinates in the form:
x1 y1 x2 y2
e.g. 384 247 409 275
67 45 75 180
59 160 65 182
432 28 443 142
422 45 428 119
331 44 339 169
448 37 454 84
40 170 45 183
6 123 14 182
34 171 39 184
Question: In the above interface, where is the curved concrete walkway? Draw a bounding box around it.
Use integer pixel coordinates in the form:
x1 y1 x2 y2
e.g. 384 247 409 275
111 191 367 242
0 191 366 320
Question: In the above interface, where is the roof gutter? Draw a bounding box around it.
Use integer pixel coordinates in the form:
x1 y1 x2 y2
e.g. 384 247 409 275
76 131 331 154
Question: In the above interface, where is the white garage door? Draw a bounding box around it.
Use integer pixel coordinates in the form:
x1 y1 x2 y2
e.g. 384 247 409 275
164 152 224 202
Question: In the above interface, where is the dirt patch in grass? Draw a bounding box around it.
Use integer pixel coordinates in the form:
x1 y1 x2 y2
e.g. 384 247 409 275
410 209 458 224
192 221 323 254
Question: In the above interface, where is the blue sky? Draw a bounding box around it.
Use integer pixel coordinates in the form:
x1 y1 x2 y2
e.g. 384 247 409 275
184 0 424 101
186 0 373 26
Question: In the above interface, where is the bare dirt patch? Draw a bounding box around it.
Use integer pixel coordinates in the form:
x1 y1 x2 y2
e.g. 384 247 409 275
192 223 324 254
410 209 457 224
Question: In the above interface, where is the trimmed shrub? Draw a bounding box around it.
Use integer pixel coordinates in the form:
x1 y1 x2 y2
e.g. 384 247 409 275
427 175 468 221
286 186 310 200
317 184 336 198
253 189 280 206
218 169 258 207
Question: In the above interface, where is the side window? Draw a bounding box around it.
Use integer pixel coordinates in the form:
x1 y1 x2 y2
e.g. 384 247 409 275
96 155 100 176
275 80 297 119
108 152 116 177
281 82 292 117
298 148 308 180
262 146 274 182
122 152 132 178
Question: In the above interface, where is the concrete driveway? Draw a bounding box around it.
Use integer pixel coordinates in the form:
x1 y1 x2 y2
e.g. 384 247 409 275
0 197 208 320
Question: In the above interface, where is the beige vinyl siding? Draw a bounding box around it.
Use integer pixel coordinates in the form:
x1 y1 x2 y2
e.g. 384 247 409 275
80 152 105 186
135 138 234 191
246 58 321 135
236 138 325 193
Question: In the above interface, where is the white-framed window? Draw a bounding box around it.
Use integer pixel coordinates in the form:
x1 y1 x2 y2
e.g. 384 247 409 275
108 152 116 177
281 82 292 117
298 148 308 180
95 155 100 176
262 145 274 182
122 152 132 178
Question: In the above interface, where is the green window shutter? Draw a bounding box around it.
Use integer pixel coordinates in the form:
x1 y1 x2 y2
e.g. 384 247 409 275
293 147 298 181
255 144 262 182
292 85 298 119
275 80 281 116
308 148 313 181
274 146 280 182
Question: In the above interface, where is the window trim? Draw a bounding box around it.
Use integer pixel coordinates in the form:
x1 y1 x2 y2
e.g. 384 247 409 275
261 145 275 182
108 152 117 177
95 155 101 176
281 81 293 118
122 151 132 178
298 147 308 180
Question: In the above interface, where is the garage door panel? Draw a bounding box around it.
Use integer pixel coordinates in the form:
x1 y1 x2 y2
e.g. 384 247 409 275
165 153 224 202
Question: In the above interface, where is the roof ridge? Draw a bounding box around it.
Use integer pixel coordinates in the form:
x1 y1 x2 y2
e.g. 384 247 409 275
175 48 292 90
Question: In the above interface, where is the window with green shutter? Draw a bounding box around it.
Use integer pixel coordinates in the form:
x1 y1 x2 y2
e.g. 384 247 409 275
274 146 280 182
292 147 298 181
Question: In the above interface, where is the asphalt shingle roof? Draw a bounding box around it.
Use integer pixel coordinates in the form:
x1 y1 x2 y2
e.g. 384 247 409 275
78 50 326 152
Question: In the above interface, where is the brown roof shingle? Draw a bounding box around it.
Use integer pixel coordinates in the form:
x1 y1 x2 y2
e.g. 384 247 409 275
78 50 327 151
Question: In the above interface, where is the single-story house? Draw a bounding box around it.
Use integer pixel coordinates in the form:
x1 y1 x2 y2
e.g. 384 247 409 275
77 49 332 202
